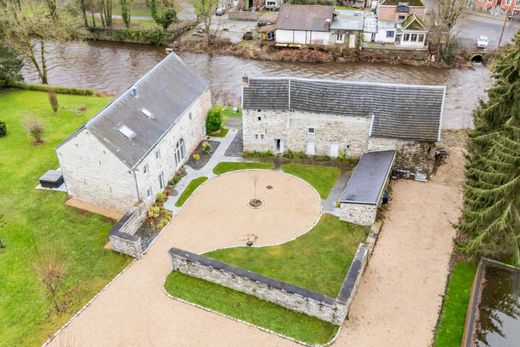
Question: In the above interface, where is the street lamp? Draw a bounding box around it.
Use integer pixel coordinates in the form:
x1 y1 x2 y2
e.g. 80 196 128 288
498 2 514 47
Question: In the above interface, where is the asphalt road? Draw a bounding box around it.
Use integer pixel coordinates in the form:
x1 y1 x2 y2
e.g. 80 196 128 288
454 13 520 49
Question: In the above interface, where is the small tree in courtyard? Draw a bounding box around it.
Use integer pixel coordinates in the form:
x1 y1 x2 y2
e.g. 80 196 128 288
33 245 68 312
206 106 223 134
23 117 45 145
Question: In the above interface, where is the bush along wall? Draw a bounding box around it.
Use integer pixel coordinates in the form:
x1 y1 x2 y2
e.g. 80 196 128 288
0 120 7 137
87 27 171 46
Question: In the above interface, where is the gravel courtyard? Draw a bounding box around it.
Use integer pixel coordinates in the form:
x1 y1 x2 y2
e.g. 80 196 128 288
47 170 321 346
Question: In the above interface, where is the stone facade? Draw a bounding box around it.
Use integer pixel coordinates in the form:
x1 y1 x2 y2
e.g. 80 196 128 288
369 137 436 174
243 109 371 157
57 90 211 213
339 203 378 226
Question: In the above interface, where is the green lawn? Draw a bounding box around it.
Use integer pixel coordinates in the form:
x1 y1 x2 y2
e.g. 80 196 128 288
165 273 339 345
435 261 478 347
212 161 274 175
165 213 366 344
209 127 229 138
222 106 242 118
111 0 153 17
0 90 131 346
282 163 341 199
175 177 208 207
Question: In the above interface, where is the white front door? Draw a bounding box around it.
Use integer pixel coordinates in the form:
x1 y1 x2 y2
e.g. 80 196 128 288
349 34 356 48
329 143 339 158
306 142 315 156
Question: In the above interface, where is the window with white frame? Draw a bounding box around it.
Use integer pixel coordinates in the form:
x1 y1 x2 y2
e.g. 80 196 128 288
418 34 425 42
386 31 395 38
174 139 186 167
158 172 164 189
336 33 344 43
308 127 315 134
155 149 161 160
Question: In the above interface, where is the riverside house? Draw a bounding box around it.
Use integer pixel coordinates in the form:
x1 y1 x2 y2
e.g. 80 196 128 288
56 53 211 213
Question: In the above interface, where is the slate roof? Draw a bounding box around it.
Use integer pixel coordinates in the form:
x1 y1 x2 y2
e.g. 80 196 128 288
276 5 334 32
58 53 209 168
242 77 445 142
330 10 364 31
339 150 396 205
380 0 424 6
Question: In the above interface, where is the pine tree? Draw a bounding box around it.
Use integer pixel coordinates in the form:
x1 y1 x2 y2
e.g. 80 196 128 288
458 33 520 264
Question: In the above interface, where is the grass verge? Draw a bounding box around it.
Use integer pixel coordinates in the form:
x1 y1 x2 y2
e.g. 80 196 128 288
165 272 339 345
209 128 229 138
434 261 478 347
212 161 274 175
281 163 341 199
205 214 368 296
0 90 131 346
175 177 208 207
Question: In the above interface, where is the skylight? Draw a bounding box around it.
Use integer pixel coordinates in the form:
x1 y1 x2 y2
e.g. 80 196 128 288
119 125 136 139
141 108 154 119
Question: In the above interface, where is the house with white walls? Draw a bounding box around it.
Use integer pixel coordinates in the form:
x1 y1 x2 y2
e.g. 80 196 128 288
56 53 211 213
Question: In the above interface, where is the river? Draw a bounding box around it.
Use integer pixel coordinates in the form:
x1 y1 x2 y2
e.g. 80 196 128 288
21 40 492 129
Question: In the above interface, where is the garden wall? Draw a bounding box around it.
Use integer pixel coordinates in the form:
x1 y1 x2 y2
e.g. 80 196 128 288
108 207 147 257
169 244 369 325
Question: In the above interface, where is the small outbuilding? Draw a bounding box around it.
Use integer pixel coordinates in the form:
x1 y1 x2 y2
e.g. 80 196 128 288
339 150 396 225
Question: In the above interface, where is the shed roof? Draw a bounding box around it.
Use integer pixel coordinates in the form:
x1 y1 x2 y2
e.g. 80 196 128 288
330 10 364 31
340 150 396 205
243 77 445 142
58 53 209 168
276 5 334 32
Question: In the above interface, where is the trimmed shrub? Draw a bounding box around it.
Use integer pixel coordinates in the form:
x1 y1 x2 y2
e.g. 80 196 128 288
0 121 6 137
206 106 223 134
10 82 96 96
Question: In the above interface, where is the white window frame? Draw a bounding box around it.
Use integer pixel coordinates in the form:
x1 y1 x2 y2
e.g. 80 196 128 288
158 172 164 190
336 33 345 43
174 139 186 168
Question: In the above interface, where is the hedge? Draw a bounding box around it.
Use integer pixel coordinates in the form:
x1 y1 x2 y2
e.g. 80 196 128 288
9 82 98 96
87 27 170 46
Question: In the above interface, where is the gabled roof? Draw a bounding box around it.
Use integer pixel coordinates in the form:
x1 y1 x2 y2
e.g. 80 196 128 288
340 150 396 205
330 10 364 31
276 5 334 32
401 13 427 30
58 53 209 168
242 77 445 142
380 0 424 6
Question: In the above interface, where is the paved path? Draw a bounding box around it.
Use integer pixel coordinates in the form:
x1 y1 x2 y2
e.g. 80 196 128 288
336 145 464 346
48 170 321 347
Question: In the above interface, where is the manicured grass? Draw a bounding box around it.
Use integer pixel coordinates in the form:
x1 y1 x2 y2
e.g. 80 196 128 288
165 272 339 345
206 214 368 297
434 261 478 347
212 161 274 175
209 127 229 138
0 90 131 346
165 214 366 344
222 106 242 118
281 163 341 199
175 177 208 207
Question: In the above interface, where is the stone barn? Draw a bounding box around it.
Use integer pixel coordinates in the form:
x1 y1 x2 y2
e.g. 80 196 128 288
56 53 211 213
241 77 445 173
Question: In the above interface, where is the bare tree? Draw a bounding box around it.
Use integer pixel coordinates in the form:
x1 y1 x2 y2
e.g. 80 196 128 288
0 0 84 109
429 0 468 63
194 0 220 46
23 116 45 145
33 246 68 312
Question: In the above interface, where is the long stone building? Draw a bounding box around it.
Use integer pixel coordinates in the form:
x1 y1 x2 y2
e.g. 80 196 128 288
56 53 211 213
242 77 445 161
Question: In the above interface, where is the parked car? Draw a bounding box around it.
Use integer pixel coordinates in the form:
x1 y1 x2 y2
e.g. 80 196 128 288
216 7 225 16
477 35 489 49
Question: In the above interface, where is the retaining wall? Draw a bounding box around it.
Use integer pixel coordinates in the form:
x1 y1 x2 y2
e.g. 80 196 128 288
108 207 147 257
169 244 369 325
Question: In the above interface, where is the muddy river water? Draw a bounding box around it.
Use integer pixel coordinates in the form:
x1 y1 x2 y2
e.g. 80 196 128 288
21 41 492 129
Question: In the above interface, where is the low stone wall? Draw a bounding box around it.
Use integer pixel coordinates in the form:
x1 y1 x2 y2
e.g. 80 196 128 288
228 10 259 21
169 245 369 325
339 203 377 226
109 207 147 257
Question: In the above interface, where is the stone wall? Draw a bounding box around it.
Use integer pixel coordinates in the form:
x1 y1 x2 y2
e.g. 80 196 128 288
169 245 370 325
108 206 148 257
243 109 371 157
339 203 378 226
228 10 259 21
368 137 436 175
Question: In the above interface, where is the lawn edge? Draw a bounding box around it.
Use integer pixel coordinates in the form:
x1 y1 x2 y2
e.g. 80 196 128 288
42 258 138 347
162 280 338 347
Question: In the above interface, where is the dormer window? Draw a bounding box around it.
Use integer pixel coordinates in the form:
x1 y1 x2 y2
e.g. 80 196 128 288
118 125 136 139
141 108 154 119
131 87 139 98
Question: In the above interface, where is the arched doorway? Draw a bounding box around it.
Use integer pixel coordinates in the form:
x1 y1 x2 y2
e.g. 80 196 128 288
174 139 186 167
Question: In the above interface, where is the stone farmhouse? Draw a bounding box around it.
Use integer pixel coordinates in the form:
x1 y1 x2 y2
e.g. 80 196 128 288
242 76 445 162
56 53 211 213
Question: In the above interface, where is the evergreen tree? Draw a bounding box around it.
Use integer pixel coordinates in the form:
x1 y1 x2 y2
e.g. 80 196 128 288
458 33 520 264
0 45 23 88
